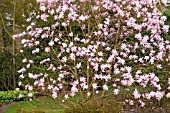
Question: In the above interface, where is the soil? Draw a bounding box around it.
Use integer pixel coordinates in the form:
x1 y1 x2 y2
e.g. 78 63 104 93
121 108 170 113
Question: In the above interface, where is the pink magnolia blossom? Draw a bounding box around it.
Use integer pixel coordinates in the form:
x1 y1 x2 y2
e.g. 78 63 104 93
103 84 108 91
15 0 170 107
113 89 120 95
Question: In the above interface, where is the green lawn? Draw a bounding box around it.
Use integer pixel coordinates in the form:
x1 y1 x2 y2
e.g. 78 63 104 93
5 97 65 113
4 91 170 113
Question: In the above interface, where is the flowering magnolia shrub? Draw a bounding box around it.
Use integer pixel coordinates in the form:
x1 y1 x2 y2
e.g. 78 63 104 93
14 0 170 107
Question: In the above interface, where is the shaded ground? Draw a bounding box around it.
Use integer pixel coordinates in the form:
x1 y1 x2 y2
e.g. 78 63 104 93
121 108 170 113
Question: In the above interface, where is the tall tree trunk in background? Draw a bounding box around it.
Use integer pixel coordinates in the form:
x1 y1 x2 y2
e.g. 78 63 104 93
12 0 16 89
0 0 17 90
2 27 12 47
0 0 37 90
0 21 3 52
0 12 12 91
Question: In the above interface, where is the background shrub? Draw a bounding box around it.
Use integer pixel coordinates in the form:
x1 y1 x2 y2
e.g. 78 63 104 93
0 90 35 103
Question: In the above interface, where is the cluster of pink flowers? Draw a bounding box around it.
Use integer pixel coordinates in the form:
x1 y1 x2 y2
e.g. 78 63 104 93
14 0 170 106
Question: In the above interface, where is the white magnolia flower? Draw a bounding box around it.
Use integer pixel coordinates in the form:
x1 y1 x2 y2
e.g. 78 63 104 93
162 0 170 6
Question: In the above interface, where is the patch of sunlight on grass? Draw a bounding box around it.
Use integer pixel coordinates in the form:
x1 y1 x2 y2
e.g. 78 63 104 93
5 97 65 113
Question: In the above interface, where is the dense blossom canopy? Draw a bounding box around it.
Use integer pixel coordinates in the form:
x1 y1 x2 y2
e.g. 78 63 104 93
14 0 170 106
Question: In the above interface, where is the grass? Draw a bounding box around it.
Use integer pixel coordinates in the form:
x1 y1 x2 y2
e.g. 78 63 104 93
3 92 170 113
5 97 65 113
4 94 85 113
4 93 122 113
